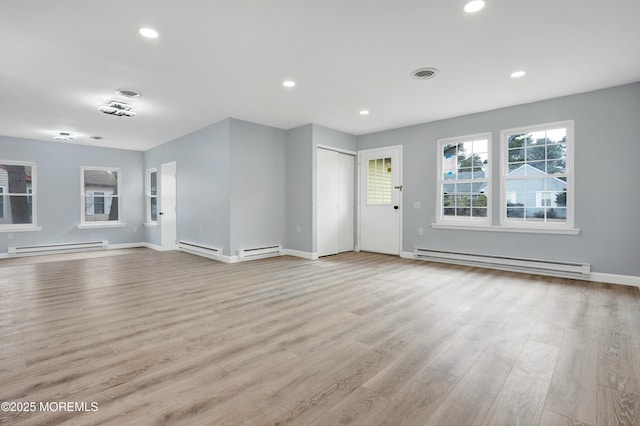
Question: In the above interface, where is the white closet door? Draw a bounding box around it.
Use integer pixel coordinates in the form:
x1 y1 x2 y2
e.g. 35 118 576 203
317 148 340 257
317 148 355 257
338 153 355 253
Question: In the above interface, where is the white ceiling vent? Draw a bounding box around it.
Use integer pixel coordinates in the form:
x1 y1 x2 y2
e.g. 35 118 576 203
411 67 439 80
116 89 141 98
99 101 136 117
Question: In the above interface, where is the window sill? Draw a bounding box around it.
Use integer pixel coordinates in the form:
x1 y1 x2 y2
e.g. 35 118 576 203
77 222 126 230
0 226 42 233
143 222 158 228
431 223 581 235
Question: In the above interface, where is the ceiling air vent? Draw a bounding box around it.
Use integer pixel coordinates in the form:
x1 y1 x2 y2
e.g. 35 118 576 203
411 67 439 80
99 101 136 117
116 89 141 98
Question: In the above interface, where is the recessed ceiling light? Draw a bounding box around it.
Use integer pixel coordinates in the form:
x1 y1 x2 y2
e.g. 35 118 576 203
139 27 159 39
282 80 296 88
359 110 370 116
54 132 75 141
510 70 526 78
464 0 485 13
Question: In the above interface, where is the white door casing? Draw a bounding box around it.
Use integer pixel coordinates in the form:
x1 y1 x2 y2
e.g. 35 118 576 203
358 145 402 255
160 161 177 250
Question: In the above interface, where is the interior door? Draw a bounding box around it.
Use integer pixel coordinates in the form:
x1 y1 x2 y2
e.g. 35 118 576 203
338 152 355 253
317 148 355 257
359 146 402 255
317 148 340 257
160 161 177 250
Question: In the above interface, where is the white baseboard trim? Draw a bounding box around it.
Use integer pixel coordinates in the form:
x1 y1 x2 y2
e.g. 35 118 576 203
283 249 318 260
142 242 163 251
108 242 146 250
402 251 640 288
400 251 414 260
0 253 8 259
590 273 640 288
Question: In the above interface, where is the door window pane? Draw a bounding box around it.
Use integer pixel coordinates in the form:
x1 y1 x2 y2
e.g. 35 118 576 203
368 157 392 205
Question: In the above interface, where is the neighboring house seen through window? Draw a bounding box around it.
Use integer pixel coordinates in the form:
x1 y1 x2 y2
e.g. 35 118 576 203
436 133 491 224
0 161 36 229
81 167 120 224
501 121 574 228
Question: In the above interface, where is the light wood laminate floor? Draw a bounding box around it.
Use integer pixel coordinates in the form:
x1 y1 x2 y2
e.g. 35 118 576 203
1 249 639 425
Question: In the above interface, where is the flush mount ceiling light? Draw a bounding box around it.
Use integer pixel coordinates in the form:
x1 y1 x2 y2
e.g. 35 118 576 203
359 110 370 116
282 80 296 88
464 0 485 13
98 101 136 117
510 70 526 78
54 132 75 141
411 67 439 80
139 27 158 39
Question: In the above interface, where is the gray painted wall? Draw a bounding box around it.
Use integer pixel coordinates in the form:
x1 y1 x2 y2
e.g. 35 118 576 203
0 136 144 252
229 118 286 255
357 83 640 276
143 119 230 252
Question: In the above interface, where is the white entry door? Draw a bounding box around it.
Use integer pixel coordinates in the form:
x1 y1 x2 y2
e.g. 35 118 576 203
359 146 402 255
160 161 177 250
317 147 355 257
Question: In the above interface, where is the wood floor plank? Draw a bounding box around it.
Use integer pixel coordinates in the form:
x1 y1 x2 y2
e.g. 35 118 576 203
0 249 638 425
425 353 514 426
539 410 592 426
482 340 559 426
545 326 598 425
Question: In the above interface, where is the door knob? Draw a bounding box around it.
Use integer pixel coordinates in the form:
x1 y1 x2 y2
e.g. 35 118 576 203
394 206 399 210
159 212 164 215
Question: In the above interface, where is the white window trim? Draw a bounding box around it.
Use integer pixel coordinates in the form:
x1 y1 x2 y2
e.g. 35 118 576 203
145 168 158 226
80 166 123 228
0 160 39 232
0 185 6 220
499 120 576 231
435 132 492 227
431 223 580 235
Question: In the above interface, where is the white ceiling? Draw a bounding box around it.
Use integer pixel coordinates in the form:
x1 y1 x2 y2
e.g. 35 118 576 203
1 0 639 151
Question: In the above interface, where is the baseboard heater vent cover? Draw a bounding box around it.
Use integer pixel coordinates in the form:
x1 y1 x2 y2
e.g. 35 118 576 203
8 241 108 257
413 247 590 279
237 245 282 260
178 241 222 260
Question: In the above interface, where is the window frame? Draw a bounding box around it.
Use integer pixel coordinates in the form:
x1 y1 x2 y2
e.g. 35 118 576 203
0 186 5 220
435 132 492 227
79 166 123 228
499 120 575 230
145 168 158 226
0 160 40 232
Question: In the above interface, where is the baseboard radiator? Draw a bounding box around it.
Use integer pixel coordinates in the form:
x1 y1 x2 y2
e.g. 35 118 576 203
413 248 591 279
8 240 108 257
238 244 282 260
178 241 222 260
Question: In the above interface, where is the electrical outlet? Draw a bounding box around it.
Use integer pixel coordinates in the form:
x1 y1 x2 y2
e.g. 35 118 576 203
297 225 301 234
418 227 424 236
414 201 421 209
